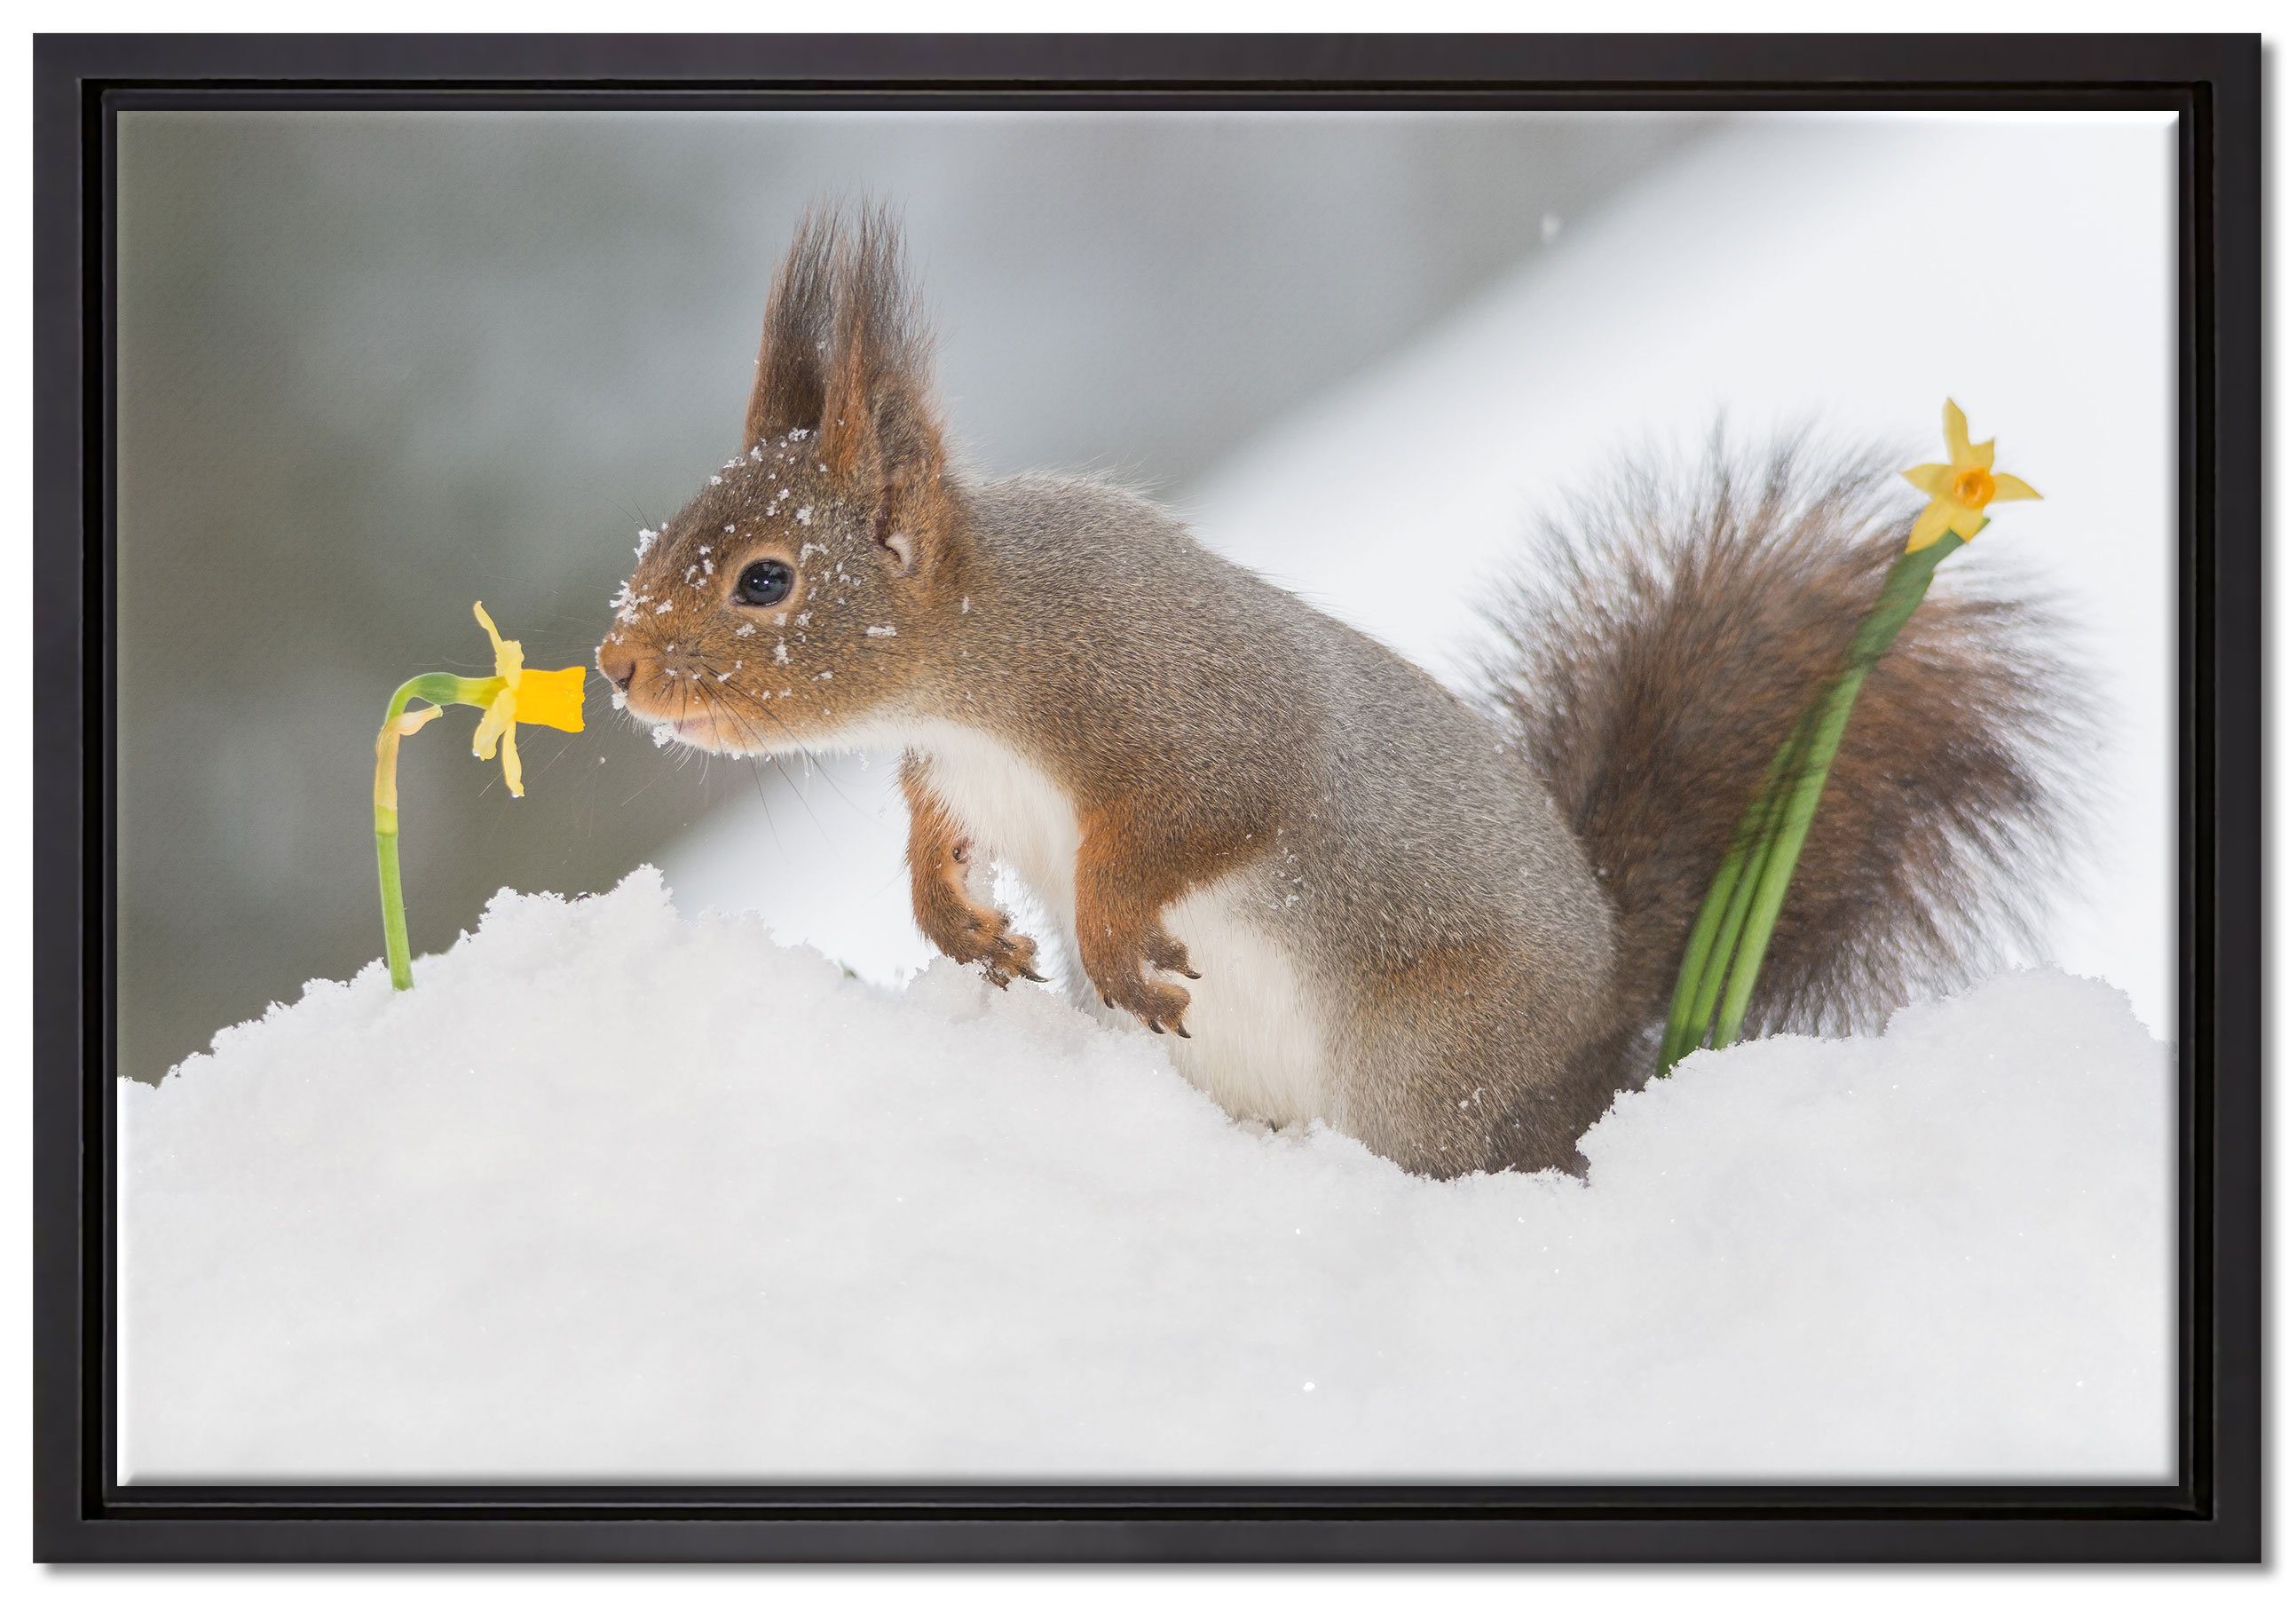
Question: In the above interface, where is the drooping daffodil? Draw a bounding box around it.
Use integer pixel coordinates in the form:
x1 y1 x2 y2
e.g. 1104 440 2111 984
1900 400 2041 551
371 602 590 991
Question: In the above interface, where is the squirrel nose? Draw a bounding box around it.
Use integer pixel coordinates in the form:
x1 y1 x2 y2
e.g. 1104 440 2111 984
596 638 640 693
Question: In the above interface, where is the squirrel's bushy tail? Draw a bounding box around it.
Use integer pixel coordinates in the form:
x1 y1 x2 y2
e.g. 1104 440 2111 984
1479 439 2086 1080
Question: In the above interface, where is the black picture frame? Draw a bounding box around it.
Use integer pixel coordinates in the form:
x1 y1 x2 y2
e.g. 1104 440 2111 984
33 32 2262 1564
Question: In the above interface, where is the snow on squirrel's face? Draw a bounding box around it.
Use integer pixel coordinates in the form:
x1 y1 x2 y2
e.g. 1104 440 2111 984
596 427 936 757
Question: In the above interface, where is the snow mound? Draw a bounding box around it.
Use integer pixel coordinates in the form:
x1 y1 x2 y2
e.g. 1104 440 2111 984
121 870 2173 1483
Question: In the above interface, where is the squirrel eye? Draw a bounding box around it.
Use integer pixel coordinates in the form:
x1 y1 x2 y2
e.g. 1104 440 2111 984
734 558 794 607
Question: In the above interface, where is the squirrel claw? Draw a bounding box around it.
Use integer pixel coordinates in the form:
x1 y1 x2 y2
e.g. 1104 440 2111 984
1084 959 1194 1039
934 907 1040 993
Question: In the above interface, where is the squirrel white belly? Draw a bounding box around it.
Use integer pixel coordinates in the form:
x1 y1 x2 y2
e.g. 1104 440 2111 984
873 716 1332 1129
597 206 2076 1177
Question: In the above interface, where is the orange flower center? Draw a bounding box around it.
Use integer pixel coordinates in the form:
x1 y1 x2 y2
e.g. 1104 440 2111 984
1950 467 1996 510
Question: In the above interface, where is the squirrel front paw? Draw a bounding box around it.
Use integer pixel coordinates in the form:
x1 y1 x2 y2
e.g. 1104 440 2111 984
1082 929 1200 1038
922 900 1044 989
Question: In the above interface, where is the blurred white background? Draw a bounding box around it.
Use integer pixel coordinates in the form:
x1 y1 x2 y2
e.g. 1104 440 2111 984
114 108 2175 1080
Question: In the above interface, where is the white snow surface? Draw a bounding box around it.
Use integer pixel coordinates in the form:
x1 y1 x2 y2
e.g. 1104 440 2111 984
121 870 2173 1483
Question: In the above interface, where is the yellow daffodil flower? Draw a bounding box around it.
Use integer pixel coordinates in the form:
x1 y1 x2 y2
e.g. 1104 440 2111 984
1901 400 2041 551
467 600 587 797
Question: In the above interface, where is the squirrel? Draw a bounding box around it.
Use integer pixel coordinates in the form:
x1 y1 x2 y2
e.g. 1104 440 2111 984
597 208 2076 1179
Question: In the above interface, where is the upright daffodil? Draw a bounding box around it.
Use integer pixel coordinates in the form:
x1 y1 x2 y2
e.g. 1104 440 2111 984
1657 400 2046 1075
1901 399 2041 551
372 603 589 990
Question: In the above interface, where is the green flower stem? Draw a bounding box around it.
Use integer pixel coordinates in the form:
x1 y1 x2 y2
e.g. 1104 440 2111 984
375 831 414 989
375 671 493 991
1708 529 1967 1048
1658 525 1971 1072
1656 717 1808 1073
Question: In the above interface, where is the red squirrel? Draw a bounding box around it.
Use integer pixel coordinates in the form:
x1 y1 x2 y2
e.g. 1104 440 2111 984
597 208 2075 1178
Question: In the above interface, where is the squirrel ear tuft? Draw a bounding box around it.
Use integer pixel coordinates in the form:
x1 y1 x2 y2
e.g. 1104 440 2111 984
815 208 951 577
743 207 839 449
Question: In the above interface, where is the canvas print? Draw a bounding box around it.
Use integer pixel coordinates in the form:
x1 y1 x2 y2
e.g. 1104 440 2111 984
114 107 2177 1483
